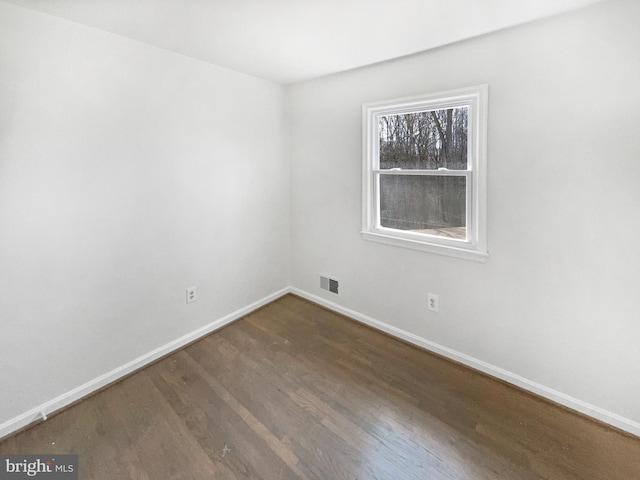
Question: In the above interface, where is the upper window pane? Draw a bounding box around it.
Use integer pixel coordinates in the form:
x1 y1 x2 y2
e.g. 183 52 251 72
379 107 468 170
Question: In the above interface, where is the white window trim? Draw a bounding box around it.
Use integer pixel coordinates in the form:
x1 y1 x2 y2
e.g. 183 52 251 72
361 85 488 262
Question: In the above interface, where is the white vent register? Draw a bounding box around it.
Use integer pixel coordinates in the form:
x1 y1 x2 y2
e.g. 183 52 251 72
320 274 339 295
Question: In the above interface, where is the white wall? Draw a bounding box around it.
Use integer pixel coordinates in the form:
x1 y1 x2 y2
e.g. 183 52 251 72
289 0 640 430
0 2 289 427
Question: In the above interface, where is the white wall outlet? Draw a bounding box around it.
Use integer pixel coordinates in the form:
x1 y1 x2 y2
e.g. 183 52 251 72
186 286 197 304
427 293 439 312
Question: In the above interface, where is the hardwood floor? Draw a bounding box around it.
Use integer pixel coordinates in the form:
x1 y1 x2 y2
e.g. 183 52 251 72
2 294 639 479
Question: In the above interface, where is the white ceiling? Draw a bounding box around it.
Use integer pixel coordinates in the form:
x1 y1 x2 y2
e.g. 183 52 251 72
4 0 603 84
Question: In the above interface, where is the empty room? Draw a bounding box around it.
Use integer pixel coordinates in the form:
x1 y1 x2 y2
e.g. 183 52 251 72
1 0 640 478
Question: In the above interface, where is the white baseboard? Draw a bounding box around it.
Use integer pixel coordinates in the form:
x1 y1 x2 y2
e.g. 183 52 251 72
290 287 640 439
0 288 290 440
3 286 639 441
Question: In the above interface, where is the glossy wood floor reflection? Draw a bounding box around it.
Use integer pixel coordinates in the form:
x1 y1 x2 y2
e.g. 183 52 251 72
2 295 639 479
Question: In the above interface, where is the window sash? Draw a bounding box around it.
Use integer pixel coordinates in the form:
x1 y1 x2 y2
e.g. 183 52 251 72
373 171 472 247
374 169 470 175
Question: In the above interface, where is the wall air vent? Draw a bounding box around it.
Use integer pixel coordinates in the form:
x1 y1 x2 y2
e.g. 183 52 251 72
320 274 339 295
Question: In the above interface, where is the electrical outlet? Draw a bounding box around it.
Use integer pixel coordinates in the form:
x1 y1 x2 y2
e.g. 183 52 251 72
427 293 439 312
186 286 197 304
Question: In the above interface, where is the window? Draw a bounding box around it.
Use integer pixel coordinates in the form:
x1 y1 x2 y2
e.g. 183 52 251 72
361 85 488 261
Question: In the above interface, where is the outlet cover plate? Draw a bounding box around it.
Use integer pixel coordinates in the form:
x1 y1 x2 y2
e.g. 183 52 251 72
186 286 197 304
427 293 439 312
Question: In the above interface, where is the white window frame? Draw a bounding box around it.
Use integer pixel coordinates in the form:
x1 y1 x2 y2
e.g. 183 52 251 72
361 85 488 261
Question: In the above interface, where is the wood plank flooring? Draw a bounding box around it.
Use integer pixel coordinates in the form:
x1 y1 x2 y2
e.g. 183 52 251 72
2 294 639 479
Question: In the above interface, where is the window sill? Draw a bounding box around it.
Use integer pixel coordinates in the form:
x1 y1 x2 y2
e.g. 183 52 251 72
361 230 489 262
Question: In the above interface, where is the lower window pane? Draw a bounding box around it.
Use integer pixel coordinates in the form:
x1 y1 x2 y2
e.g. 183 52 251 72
379 175 466 239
